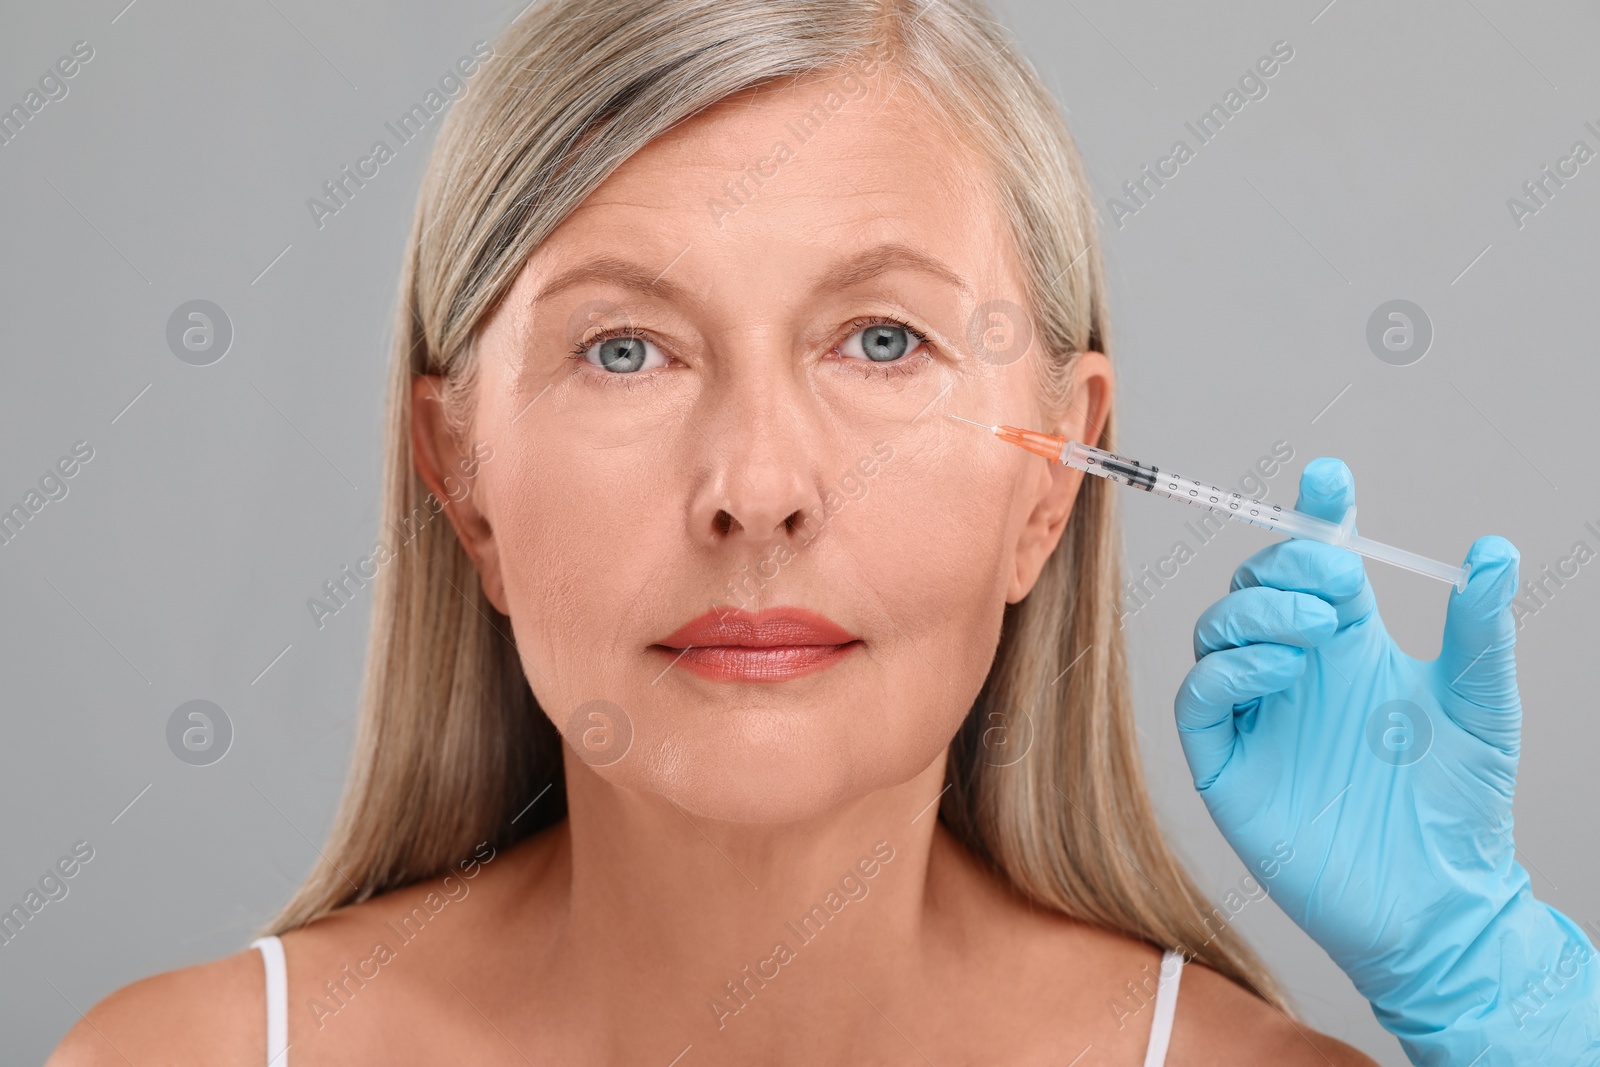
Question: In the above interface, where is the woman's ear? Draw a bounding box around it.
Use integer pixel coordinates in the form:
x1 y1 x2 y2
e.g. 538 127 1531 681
1006 351 1114 603
410 375 509 614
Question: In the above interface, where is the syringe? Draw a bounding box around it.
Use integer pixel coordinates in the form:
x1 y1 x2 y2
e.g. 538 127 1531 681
947 414 1470 592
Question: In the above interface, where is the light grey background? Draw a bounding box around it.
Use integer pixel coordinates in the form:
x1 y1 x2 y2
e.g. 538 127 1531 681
2 1 1595 1063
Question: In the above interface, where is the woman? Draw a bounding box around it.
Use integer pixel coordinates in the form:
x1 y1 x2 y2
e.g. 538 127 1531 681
48 0 1594 1064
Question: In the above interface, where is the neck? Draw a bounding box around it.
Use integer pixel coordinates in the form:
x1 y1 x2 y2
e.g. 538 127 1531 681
539 749 963 1044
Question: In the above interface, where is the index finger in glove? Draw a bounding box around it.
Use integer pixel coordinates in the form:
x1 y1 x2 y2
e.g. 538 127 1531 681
1175 642 1310 790
1193 586 1339 661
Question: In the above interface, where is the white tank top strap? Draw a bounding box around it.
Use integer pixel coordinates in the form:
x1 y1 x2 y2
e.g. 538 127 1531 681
1140 947 1185 1067
249 935 290 1067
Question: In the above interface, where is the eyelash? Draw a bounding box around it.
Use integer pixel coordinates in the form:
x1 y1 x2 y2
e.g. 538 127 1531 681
566 315 936 386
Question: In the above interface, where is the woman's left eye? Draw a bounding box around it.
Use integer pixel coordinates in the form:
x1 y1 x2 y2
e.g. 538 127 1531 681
835 317 931 370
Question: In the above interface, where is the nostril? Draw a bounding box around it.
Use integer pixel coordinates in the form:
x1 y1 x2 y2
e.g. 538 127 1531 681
713 510 737 536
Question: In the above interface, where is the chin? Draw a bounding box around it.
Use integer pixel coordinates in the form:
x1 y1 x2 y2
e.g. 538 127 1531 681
621 705 940 825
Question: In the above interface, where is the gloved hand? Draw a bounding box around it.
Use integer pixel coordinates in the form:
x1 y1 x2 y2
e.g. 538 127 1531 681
1174 456 1600 1066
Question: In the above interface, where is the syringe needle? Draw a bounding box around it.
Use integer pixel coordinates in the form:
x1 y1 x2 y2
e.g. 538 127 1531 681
945 413 998 432
948 412 1069 462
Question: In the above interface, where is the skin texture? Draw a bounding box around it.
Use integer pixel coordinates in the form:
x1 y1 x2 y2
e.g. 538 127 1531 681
49 72 1378 1066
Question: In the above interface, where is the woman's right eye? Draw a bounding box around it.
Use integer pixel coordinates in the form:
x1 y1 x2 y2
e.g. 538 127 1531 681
572 332 667 374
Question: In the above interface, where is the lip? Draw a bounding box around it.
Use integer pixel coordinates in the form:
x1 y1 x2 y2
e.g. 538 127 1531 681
654 607 861 682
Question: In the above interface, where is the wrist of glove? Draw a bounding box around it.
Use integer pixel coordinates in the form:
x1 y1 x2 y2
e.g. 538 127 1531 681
1361 869 1600 1067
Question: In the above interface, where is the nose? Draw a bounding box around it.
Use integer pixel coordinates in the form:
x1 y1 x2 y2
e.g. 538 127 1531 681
687 353 822 547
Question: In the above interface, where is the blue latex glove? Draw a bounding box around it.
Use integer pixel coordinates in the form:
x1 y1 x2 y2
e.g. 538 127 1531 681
1174 456 1600 1066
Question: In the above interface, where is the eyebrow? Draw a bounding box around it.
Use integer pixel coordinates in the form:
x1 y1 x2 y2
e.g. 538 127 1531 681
527 242 974 309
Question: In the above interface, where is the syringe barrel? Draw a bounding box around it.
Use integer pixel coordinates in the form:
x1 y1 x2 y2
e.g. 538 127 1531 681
1059 440 1319 538
1056 440 1471 592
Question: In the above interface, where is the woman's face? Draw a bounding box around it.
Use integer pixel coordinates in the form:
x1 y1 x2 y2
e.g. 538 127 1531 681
415 70 1111 823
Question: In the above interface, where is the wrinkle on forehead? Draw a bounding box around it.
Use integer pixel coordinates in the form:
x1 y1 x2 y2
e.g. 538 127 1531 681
522 70 1025 329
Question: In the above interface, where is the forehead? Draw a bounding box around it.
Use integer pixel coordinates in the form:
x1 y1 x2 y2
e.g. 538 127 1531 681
520 71 1021 303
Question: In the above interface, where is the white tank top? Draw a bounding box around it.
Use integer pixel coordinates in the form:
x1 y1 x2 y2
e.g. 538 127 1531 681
249 936 1184 1064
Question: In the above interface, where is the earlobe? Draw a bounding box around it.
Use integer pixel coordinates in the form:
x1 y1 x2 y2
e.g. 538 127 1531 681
409 375 509 614
1006 462 1083 603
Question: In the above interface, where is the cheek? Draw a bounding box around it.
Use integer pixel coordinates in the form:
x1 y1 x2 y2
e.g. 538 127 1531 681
825 431 1029 712
485 433 676 677
852 444 1019 632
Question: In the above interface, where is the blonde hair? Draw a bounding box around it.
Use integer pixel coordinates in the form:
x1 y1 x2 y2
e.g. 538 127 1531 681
269 0 1292 1014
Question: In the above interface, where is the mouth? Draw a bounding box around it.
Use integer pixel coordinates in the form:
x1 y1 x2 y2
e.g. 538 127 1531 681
652 607 862 682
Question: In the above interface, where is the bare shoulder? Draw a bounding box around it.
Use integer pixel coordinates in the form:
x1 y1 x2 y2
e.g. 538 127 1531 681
919 830 1378 1064
45 944 265 1066
1167 959 1380 1067
46 831 557 1066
